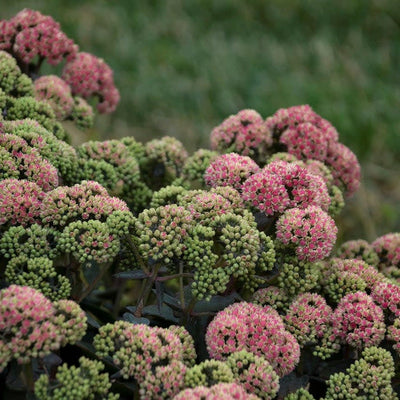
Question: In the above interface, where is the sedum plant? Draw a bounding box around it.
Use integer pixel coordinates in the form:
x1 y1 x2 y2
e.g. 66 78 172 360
2 7 400 400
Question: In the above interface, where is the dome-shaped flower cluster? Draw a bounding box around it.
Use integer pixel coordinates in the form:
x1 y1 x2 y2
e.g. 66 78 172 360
332 291 386 350
0 178 44 228
337 239 379 267
34 356 119 400
0 285 86 372
276 205 337 262
372 233 400 270
0 50 33 96
371 281 400 319
206 302 300 377
285 293 333 347
0 9 78 66
204 153 260 190
226 350 279 399
0 133 59 191
62 51 119 113
210 109 272 164
94 321 193 387
174 383 260 400
242 161 330 215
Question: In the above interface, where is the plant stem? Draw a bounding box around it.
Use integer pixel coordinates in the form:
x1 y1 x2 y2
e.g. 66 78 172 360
21 362 34 392
124 235 150 275
178 261 186 309
134 264 160 318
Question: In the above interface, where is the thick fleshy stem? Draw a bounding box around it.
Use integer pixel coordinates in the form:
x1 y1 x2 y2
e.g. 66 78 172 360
134 263 162 318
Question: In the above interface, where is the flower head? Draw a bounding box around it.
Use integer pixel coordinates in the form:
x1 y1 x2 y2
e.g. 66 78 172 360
332 291 385 349
205 153 260 190
62 51 120 113
276 206 337 262
210 109 272 164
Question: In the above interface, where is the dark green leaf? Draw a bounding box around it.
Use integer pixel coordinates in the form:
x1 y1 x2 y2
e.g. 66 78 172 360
122 312 150 325
113 270 148 280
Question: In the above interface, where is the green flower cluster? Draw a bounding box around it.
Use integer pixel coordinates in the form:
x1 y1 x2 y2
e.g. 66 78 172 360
226 350 279 400
0 50 33 97
58 219 120 265
133 204 193 265
4 255 71 301
284 388 315 400
184 359 235 388
324 347 396 400
2 118 78 182
186 212 275 300
34 357 119 400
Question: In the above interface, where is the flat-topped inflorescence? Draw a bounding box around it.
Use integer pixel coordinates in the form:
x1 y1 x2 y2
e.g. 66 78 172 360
372 232 400 270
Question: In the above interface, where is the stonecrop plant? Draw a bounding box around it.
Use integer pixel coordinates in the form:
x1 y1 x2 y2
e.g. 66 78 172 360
1 8 400 400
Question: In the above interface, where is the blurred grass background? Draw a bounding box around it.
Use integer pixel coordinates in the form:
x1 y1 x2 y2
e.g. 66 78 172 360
2 0 400 243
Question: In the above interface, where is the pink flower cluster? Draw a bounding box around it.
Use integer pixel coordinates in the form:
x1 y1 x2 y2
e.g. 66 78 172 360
280 122 331 161
276 205 337 262
206 302 300 377
241 161 330 215
0 9 78 65
173 383 260 400
34 75 74 120
372 233 400 269
371 281 400 319
324 142 361 197
332 291 385 349
0 285 86 371
387 318 400 355
210 109 272 162
265 105 338 143
264 105 361 197
204 153 260 190
285 293 333 346
94 321 188 383
62 52 120 113
0 133 59 191
0 178 44 227
40 181 128 228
